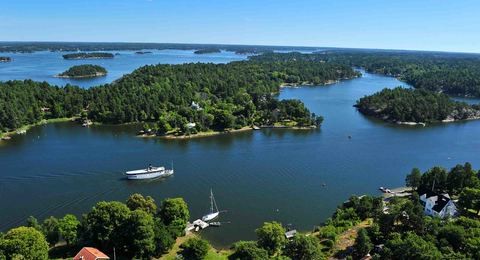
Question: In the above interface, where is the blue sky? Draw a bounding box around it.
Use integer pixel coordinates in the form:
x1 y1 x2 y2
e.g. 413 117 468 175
1 0 479 53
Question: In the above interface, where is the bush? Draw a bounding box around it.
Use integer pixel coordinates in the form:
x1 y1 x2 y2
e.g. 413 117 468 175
0 226 49 260
229 241 268 260
255 221 286 255
180 237 210 260
284 234 323 260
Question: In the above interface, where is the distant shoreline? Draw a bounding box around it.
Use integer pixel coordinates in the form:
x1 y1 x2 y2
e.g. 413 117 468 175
63 57 113 60
279 75 360 88
0 117 75 141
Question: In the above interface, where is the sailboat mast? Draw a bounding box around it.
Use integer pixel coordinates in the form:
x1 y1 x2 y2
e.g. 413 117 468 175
210 189 214 213
213 193 219 212
210 189 219 212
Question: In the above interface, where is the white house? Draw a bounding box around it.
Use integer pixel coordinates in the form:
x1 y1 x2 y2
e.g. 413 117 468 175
419 191 458 218
191 101 202 110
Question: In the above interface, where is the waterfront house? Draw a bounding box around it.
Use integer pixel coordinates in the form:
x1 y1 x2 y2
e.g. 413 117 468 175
73 247 110 260
419 192 458 218
285 229 297 239
186 122 196 129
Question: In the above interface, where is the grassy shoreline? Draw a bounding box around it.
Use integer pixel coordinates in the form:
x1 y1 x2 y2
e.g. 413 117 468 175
1 118 318 142
159 233 231 260
0 117 75 140
138 124 317 140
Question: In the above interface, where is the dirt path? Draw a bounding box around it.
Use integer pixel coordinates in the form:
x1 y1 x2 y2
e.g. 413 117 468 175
328 219 372 259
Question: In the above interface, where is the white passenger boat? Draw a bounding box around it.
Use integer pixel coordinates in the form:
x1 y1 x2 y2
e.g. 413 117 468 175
125 163 174 180
202 189 220 222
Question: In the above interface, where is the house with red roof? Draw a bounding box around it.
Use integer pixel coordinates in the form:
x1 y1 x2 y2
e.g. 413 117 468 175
73 247 110 260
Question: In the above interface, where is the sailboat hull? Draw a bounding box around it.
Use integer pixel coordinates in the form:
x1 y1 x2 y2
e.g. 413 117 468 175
202 212 219 222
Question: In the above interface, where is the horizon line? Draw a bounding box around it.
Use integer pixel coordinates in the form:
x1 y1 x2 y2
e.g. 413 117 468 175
1 40 479 55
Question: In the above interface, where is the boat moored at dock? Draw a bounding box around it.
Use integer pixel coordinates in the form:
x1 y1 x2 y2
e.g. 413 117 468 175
202 189 220 221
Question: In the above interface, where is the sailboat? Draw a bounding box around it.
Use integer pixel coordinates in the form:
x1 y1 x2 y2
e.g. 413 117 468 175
202 189 220 222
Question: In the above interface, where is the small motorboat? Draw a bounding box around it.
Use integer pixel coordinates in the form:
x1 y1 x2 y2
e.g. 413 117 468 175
209 222 221 227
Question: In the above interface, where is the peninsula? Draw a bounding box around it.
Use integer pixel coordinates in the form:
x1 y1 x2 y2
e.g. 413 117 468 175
256 51 480 98
355 87 480 125
62 52 114 60
0 53 360 138
57 65 107 78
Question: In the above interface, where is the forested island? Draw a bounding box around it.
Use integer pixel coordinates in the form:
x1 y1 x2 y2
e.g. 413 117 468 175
0 56 11 62
62 52 114 60
57 65 107 78
2 162 480 259
194 48 221 54
355 87 480 124
0 55 359 138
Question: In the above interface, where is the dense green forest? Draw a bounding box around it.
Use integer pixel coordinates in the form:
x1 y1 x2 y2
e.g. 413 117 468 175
0 57 11 62
253 51 480 97
0 80 86 132
194 48 221 54
0 57 358 134
2 163 480 259
0 194 191 259
82 60 356 133
355 87 480 123
58 65 107 78
62 52 114 60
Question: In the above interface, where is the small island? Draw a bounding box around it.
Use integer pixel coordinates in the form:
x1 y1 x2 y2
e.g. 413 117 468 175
194 48 221 54
57 65 108 78
62 52 114 60
135 51 153 55
0 56 12 62
355 87 480 125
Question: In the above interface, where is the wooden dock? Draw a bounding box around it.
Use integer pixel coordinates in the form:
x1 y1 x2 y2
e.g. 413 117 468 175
185 219 209 233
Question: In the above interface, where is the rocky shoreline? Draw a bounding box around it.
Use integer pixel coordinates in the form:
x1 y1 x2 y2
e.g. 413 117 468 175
357 106 480 126
55 72 107 79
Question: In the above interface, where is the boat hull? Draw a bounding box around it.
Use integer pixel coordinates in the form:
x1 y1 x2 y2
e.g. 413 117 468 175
202 212 219 222
126 169 173 180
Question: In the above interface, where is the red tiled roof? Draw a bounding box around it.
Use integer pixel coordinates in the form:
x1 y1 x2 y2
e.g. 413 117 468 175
73 247 110 260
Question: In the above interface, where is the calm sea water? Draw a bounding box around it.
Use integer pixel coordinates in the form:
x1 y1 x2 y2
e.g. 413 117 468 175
0 50 247 88
1 53 480 247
